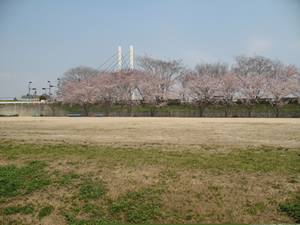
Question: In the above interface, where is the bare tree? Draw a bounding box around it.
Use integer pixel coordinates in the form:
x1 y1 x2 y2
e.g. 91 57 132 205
232 54 283 77
137 54 185 95
61 66 99 84
195 61 228 78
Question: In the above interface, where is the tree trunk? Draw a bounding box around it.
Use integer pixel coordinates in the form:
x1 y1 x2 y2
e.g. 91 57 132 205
224 105 228 117
266 102 270 118
150 107 156 117
128 105 133 117
83 105 89 116
105 107 110 117
275 105 280 118
104 102 110 116
199 107 205 117
247 107 252 117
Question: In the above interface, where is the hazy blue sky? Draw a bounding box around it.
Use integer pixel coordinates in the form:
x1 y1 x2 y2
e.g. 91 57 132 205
0 0 299 98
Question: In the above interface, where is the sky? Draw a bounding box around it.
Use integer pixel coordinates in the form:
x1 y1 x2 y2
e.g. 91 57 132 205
0 0 299 98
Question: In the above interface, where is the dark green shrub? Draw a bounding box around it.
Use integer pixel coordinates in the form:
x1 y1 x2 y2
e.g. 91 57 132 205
39 95 47 101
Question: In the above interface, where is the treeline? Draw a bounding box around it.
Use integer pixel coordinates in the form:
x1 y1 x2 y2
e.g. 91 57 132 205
57 54 300 117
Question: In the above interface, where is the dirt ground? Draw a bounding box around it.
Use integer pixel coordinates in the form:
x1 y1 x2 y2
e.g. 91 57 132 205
1 117 300 148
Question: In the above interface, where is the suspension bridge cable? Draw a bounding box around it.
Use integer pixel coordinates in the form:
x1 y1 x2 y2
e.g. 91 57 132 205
120 51 130 70
122 55 130 69
133 54 141 70
107 60 120 72
103 56 119 72
95 52 118 70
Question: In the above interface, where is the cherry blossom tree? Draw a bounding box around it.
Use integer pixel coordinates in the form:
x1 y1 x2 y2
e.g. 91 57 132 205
216 71 240 117
265 65 299 117
233 54 277 117
95 72 118 116
180 70 218 117
114 70 141 116
236 74 266 117
59 77 98 116
58 66 100 116
137 71 173 116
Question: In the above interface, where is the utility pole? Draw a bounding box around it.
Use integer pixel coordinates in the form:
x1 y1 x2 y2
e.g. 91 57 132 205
118 46 122 72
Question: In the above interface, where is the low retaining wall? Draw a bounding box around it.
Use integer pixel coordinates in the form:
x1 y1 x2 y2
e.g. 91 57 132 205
0 104 67 116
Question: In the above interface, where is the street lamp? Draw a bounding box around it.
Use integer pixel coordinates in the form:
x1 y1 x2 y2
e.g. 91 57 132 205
57 78 61 98
28 81 32 101
47 81 53 100
32 88 37 100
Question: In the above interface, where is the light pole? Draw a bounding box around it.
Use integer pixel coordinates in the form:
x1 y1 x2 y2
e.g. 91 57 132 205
48 81 55 100
32 88 37 100
57 78 61 98
42 88 48 94
47 81 51 96
28 81 32 101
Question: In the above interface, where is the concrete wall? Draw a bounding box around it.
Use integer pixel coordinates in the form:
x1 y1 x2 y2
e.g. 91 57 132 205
0 104 67 116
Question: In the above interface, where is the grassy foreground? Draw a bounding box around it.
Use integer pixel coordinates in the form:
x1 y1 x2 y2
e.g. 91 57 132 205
0 140 299 224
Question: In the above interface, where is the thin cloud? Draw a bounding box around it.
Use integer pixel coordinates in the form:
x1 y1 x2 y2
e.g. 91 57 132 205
0 73 12 79
247 39 272 54
183 50 217 66
295 40 300 53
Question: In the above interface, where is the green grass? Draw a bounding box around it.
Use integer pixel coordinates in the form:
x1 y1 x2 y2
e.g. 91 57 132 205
79 179 109 200
4 203 34 215
59 171 80 185
280 191 300 223
0 161 51 196
38 204 54 218
110 188 163 223
1 142 299 174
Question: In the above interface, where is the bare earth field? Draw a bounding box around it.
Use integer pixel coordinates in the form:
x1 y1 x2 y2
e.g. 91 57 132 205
0 117 299 224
